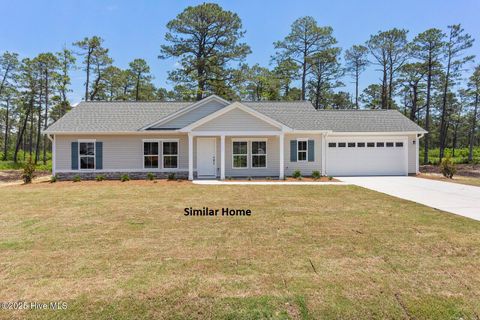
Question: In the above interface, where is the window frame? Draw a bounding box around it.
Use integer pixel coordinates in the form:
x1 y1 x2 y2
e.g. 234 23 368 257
347 142 356 148
250 140 267 169
338 142 346 148
78 139 96 171
386 142 394 148
376 142 385 147
357 142 365 148
328 142 336 148
162 140 179 169
297 138 308 162
232 139 249 169
367 142 375 148
143 140 160 169
395 142 404 147
142 139 179 170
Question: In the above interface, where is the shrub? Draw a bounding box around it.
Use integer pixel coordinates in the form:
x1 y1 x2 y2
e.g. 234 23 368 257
22 158 36 184
73 175 81 182
292 169 302 179
328 176 333 181
311 170 321 180
95 174 106 182
167 173 176 181
440 156 456 179
50 175 57 183
226 176 233 180
265 176 272 180
247 176 252 181
146 172 155 181
120 174 130 182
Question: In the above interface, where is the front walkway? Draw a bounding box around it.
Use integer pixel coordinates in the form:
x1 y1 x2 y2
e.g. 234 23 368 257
193 180 350 186
340 176 480 221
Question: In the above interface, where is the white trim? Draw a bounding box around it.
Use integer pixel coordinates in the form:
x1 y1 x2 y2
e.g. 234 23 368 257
220 135 225 180
139 95 230 130
296 138 308 163
180 102 291 132
321 133 326 175
162 141 179 170
78 139 96 171
188 133 193 180
191 131 282 137
46 134 56 176
415 135 419 174
44 131 185 135
279 133 284 179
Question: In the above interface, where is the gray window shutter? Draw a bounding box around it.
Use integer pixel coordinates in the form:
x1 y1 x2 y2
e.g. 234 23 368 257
290 140 297 162
95 142 103 170
308 140 314 162
71 142 78 170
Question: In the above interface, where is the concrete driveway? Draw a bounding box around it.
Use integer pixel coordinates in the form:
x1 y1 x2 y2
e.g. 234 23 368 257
339 176 480 221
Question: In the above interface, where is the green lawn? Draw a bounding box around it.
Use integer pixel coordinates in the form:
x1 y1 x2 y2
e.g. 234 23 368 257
0 181 479 319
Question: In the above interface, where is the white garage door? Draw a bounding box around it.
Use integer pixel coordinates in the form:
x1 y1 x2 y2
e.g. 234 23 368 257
326 137 408 176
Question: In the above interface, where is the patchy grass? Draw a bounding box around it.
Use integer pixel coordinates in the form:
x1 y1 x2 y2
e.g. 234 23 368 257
0 181 479 319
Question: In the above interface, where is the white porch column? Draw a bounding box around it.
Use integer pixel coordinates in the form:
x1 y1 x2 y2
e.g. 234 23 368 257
321 133 326 175
279 133 284 180
188 133 193 180
220 135 225 180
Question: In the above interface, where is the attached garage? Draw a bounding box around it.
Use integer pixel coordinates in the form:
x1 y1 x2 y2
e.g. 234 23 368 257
325 136 408 176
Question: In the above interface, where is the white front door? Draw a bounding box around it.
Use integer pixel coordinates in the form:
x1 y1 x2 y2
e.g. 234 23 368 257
197 138 216 177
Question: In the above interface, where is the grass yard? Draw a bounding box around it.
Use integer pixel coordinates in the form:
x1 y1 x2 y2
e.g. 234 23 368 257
0 181 479 319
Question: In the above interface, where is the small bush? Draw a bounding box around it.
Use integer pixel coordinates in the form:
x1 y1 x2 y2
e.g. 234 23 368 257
292 169 302 179
73 175 81 182
265 176 272 180
226 176 233 180
146 172 155 181
120 174 130 182
328 176 333 181
50 175 57 183
247 176 252 181
311 170 321 180
167 173 176 181
22 158 36 184
440 156 456 179
95 174 106 182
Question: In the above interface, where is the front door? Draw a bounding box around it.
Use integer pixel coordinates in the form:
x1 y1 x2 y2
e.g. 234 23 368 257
197 138 216 177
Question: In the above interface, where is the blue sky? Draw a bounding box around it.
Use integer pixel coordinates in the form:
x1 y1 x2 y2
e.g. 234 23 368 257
1 0 479 103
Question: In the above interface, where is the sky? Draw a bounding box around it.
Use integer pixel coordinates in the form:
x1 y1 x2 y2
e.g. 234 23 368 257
1 0 480 104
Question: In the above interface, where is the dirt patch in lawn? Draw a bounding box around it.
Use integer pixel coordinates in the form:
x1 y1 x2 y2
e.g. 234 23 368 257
421 164 480 178
0 170 50 183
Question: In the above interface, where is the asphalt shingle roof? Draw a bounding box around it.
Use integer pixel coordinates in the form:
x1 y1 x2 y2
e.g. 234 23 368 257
44 100 426 133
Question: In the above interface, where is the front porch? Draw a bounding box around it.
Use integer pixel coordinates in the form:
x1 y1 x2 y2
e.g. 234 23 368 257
187 132 285 180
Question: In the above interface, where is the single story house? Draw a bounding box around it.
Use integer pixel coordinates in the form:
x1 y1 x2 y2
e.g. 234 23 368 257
44 95 426 180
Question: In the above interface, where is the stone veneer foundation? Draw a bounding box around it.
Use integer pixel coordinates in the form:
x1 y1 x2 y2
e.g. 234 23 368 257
55 171 190 181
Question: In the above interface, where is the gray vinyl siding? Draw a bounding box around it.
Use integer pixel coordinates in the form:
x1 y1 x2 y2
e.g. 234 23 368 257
408 134 417 174
284 134 323 176
193 108 280 132
152 101 226 129
55 134 188 171
224 136 280 177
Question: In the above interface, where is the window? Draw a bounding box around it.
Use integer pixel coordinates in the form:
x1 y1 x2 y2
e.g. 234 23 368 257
376 142 384 147
251 141 267 168
338 142 346 148
233 141 248 168
367 142 375 147
357 142 365 147
297 140 307 161
386 142 394 147
163 141 178 168
328 142 336 148
144 142 159 168
348 142 355 147
395 142 404 147
79 141 95 170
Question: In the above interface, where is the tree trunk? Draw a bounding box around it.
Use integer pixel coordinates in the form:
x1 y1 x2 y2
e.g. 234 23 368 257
2 98 10 160
469 92 479 162
85 49 92 101
35 90 43 164
424 55 433 165
43 71 49 164
14 95 34 162
388 64 394 109
135 72 141 101
410 85 418 121
355 68 359 109
381 64 388 109
439 52 452 161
